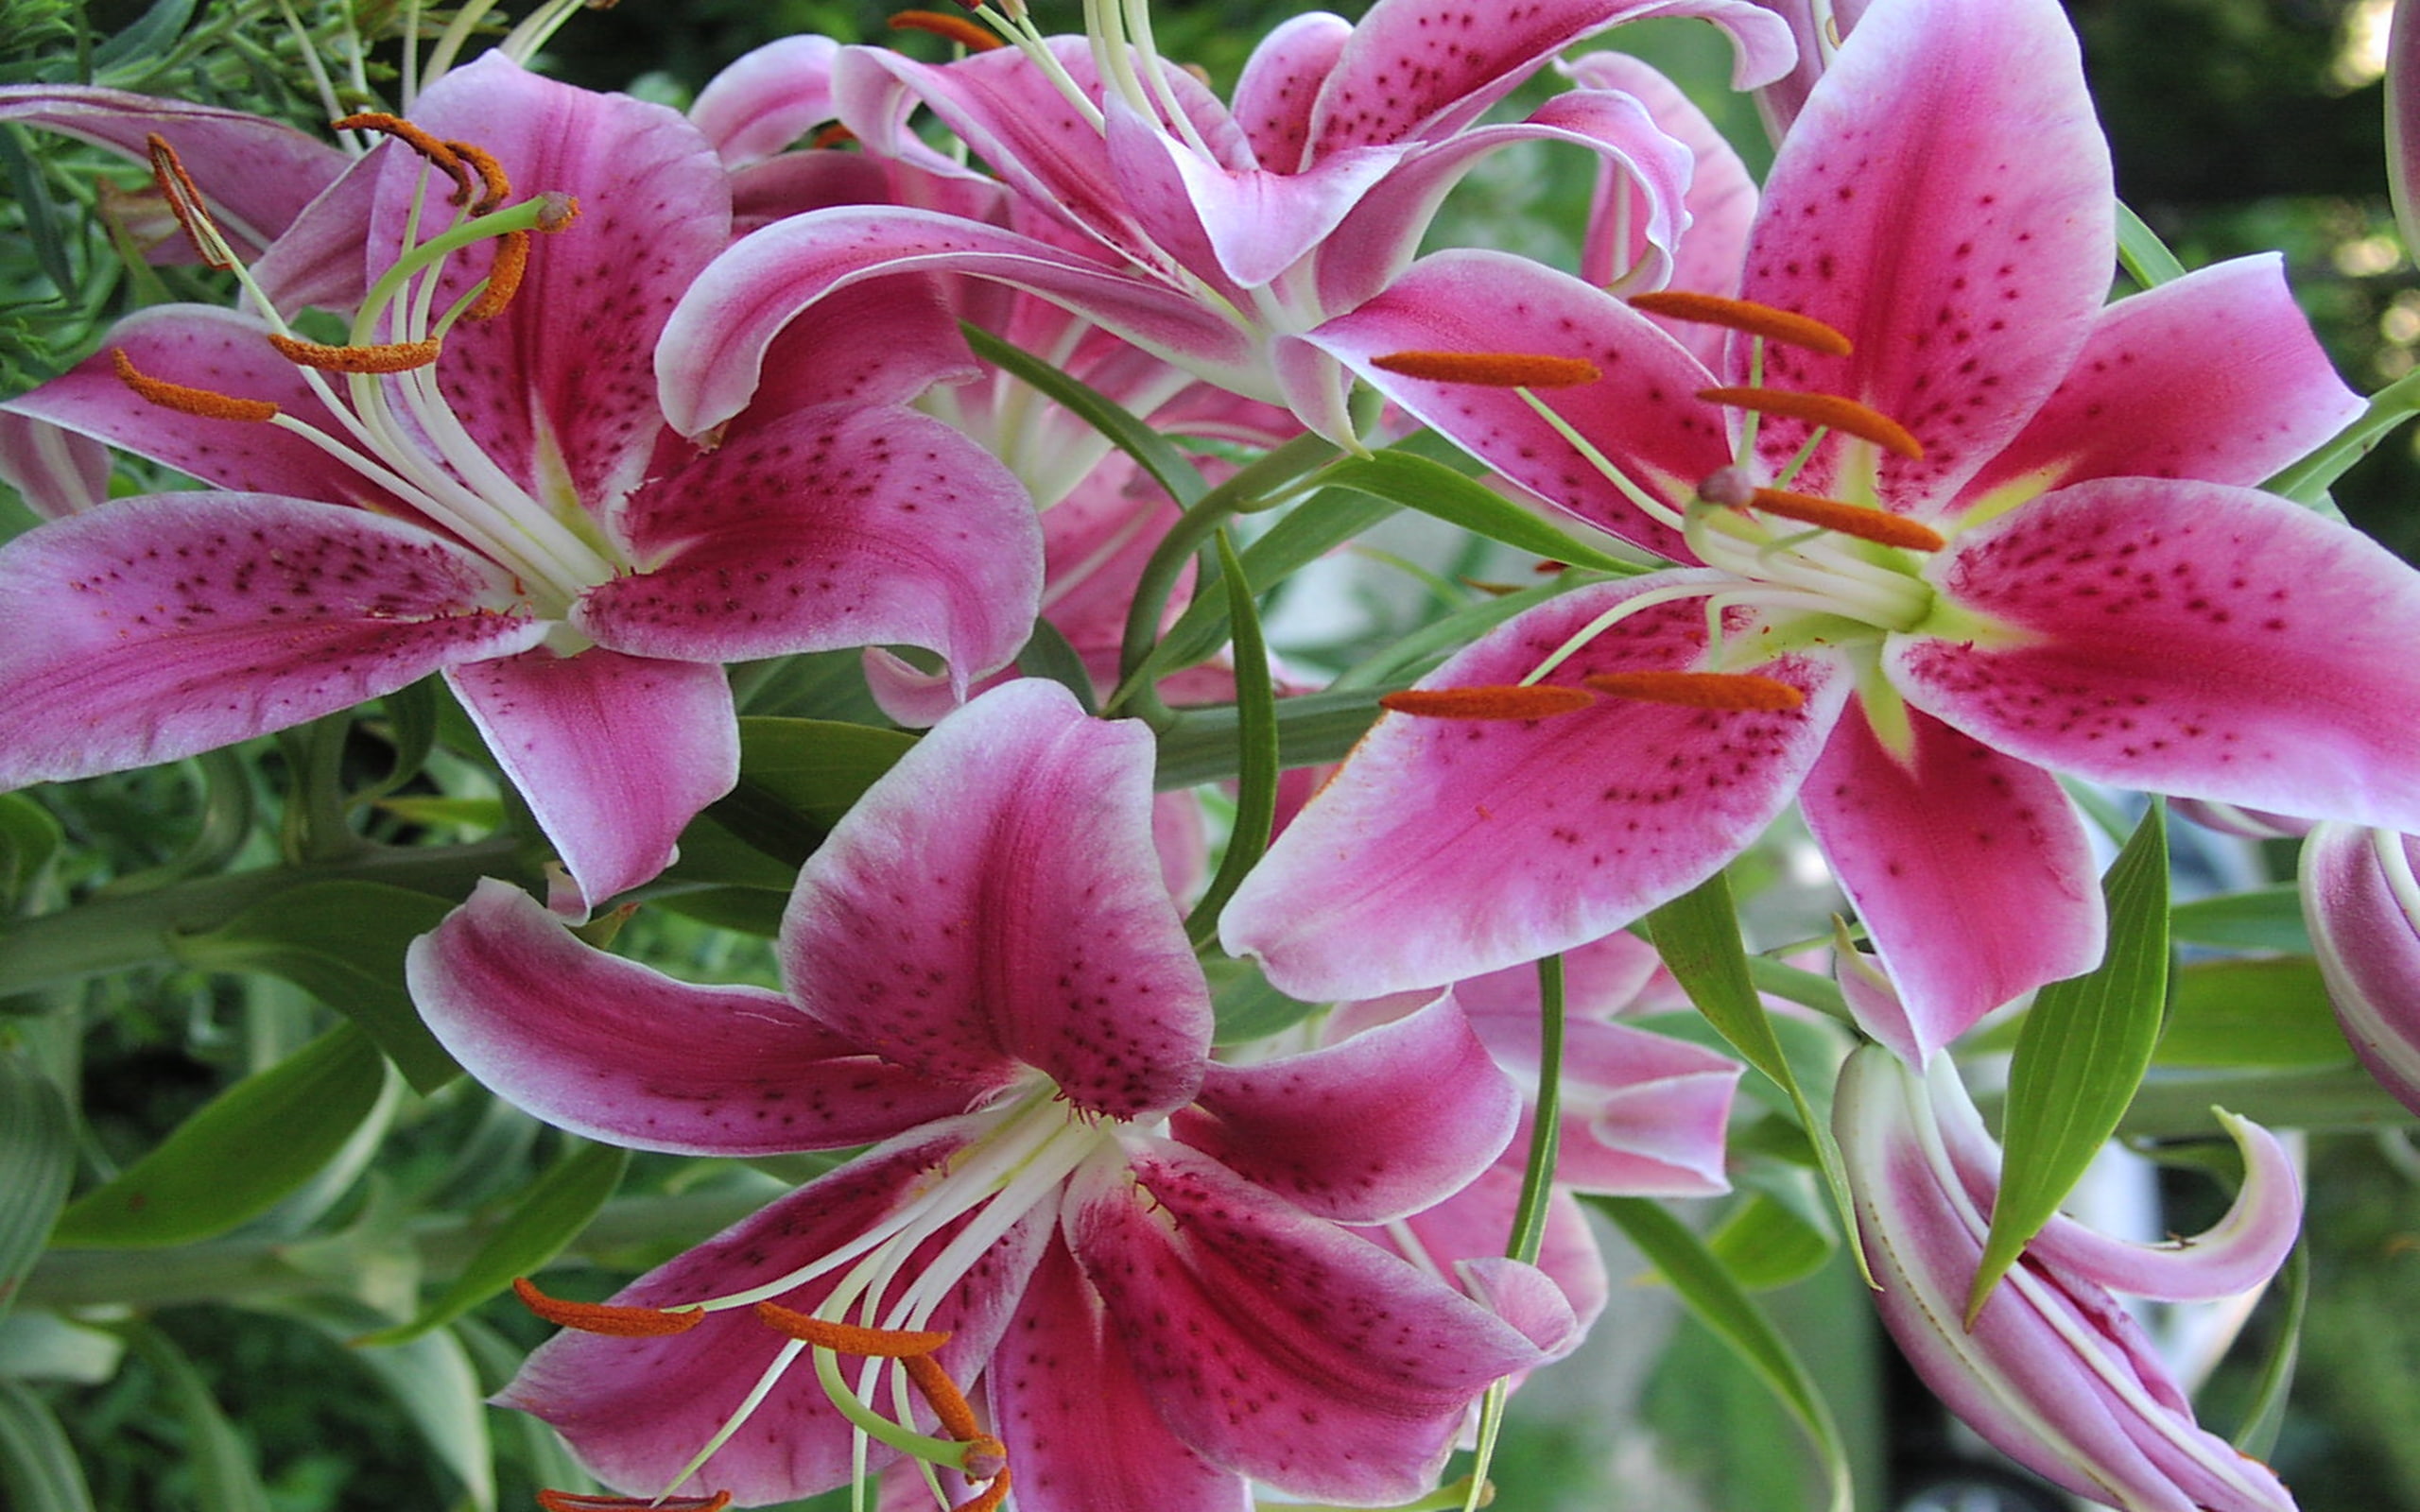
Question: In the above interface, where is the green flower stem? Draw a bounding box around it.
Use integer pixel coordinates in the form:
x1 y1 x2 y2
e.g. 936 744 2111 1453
2266 366 2420 507
0 837 524 998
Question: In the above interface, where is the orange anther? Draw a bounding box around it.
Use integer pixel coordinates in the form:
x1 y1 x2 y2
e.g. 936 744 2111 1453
267 333 444 374
1698 387 1924 460
467 231 530 320
903 1350 985 1442
959 1433 1009 1482
1582 670 1806 713
333 112 476 204
535 1494 733 1512
112 349 280 422
1629 291 1853 356
444 139 512 215
144 134 236 269
512 1277 707 1337
1371 351 1602 388
810 123 859 149
752 1301 953 1357
955 1468 1012 1512
890 9 1004 48
1379 685 1597 720
1746 487 1946 551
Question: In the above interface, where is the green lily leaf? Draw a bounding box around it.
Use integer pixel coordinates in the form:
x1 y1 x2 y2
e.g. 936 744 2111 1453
50 1024 387 1249
1317 450 1648 575
0 1056 72 1321
0 793 61 916
2168 885 2308 954
0 1378 94 1512
126 1323 272 1512
2157 957 2352 1068
712 717 918 868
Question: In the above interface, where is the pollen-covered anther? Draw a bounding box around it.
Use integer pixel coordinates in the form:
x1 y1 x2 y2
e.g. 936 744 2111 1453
1698 386 1924 460
1371 351 1602 387
1629 291 1853 356
955 1468 1012 1512
144 134 236 269
811 123 858 149
535 1493 733 1512
890 9 1005 48
1748 487 1946 551
904 1349 986 1442
267 333 444 374
466 231 531 321
332 112 476 203
752 1301 952 1356
1379 684 1597 720
443 139 512 215
511 1276 706 1336
1582 669 1806 712
112 348 279 422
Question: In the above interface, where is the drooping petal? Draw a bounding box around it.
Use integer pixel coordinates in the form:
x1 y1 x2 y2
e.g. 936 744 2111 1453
0 85 347 258
503 1127 1048 1508
1893 479 2420 833
1222 574 1848 1001
1173 990 1519 1223
986 1237 1246 1512
1835 1047 2299 1512
389 55 733 515
1799 700 2102 1062
780 679 1214 1118
1955 257 2367 516
246 147 387 314
689 35 840 166
2302 822 2420 1116
1231 11 1354 173
446 646 738 910
577 403 1042 693
0 492 539 788
1305 249 1728 561
1065 1143 1557 1506
408 879 967 1155
1550 1017 1741 1194
0 412 110 520
1304 0 1794 157
1738 0 2114 514
657 207 1262 438
1366 1166 1610 1339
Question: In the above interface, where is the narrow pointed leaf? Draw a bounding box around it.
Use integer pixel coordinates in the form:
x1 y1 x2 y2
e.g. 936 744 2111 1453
1206 958 1322 1046
288 1299 496 1512
1971 804 2170 1321
2228 1241 2307 1460
2169 886 2309 953
0 1379 94 1512
356 1143 631 1348
50 1024 386 1248
1319 450 1647 575
127 1323 272 1512
2116 200 2188 289
1152 687 1385 790
1646 871 1865 1280
1130 486 1396 687
1708 1189 1837 1292
171 882 460 1093
2159 958 2351 1069
1589 1194 1854 1512
0 1056 73 1322
0 793 62 916
1186 530 1278 947
960 321 1208 507
1016 617 1098 715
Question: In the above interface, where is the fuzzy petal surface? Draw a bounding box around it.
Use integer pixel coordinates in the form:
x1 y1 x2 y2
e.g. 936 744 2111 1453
1066 1143 1555 1505
1739 0 2113 513
781 680 1213 1118
446 646 738 909
579 403 1041 687
1893 480 2420 833
1800 701 2101 1062
409 879 967 1155
0 492 537 787
1224 574 1847 1001
1174 990 1519 1222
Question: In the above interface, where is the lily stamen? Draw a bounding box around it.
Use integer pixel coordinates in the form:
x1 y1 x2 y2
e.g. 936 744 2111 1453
112 349 280 422
1582 669 1806 712
332 112 477 203
1372 351 1602 388
1379 685 1597 720
1699 386 1925 459
511 1277 705 1336
443 138 513 214
890 9 1006 49
752 1301 951 1357
1746 487 1947 552
1629 291 1853 356
145 135 236 268
266 333 445 373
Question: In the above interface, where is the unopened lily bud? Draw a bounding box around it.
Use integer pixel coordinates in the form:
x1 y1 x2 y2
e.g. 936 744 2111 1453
2301 822 2420 1114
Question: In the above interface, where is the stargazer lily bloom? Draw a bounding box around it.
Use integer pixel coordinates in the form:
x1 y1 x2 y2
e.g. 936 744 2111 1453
2300 822 2420 1116
1220 0 2412 1059
653 0 1796 447
0 55 1040 911
407 679 1569 1512
1836 1044 2302 1512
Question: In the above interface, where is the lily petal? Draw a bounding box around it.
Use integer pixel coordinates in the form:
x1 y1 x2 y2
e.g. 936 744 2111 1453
0 412 109 521
2302 822 2420 1116
1231 11 1354 173
1893 479 2420 833
1800 700 2102 1062
1174 989 1520 1223
446 646 738 911
780 680 1214 1118
0 492 538 788
689 35 840 166
408 879 967 1155
1223 574 1847 1001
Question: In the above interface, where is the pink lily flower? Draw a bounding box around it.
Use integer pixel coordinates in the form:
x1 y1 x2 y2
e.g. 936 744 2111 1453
1835 1043 2301 1512
407 679 1568 1512
0 55 1041 910
654 0 1798 446
1221 0 2403 1058
2300 822 2420 1115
